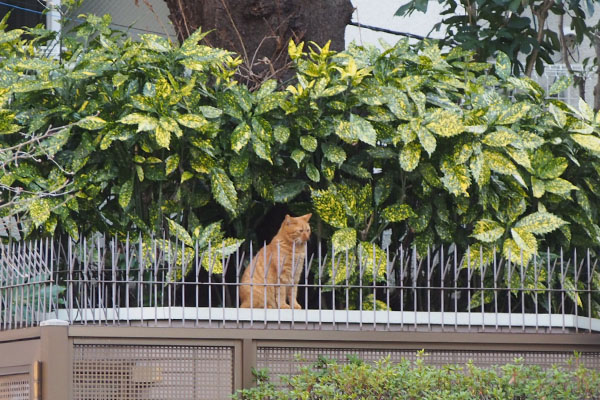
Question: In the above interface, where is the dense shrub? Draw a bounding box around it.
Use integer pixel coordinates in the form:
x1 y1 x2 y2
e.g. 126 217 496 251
2 12 600 309
236 355 600 400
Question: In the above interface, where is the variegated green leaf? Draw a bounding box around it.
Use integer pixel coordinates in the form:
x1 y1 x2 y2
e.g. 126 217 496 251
155 125 171 148
495 51 511 80
219 92 244 120
417 126 436 155
464 245 495 270
453 142 474 164
195 221 224 246
210 168 238 215
576 189 592 216
417 163 440 188
425 109 463 137
472 219 504 243
137 166 145 182
549 104 567 128
395 123 416 145
483 150 517 175
255 92 285 115
548 75 571 96
291 149 306 167
274 181 305 203
332 228 356 253
167 218 193 247
118 179 134 209
399 142 421 172
564 278 583 308
408 90 426 115
441 161 470 197
118 113 157 132
198 106 223 119
306 163 320 182
229 154 249 178
374 176 392 206
300 135 318 152
579 98 594 122
252 138 272 164
506 148 531 170
511 227 537 254
495 102 531 125
177 114 207 129
544 178 577 196
362 294 390 311
381 203 416 222
231 122 251 153
503 238 533 265
165 155 179 176
77 116 106 130
312 189 347 228
201 237 244 274
470 153 490 187
514 211 567 235
515 131 544 149
483 127 518 147
358 242 387 280
531 177 545 198
255 79 277 99
274 125 290 144
336 120 355 143
349 114 377 146
251 117 271 142
30 198 51 227
157 117 178 139
385 89 411 119
571 133 600 153
322 143 346 165
532 150 567 179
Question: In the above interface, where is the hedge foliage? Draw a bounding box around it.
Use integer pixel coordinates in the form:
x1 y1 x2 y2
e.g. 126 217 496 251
2 14 600 275
236 355 600 400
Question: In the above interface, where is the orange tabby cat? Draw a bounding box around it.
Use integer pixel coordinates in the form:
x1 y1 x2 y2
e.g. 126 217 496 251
239 214 311 309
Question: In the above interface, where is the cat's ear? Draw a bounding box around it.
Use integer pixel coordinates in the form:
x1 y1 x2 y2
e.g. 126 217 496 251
285 214 292 224
302 213 312 221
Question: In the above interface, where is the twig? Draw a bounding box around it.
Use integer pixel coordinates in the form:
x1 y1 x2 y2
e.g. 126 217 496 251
559 11 585 100
525 0 554 77
175 0 191 39
219 0 249 63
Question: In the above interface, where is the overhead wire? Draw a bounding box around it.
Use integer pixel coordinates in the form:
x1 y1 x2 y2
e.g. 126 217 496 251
1 2 430 41
0 0 167 35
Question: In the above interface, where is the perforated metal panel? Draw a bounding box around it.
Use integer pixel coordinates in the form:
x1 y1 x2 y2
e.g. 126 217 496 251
0 374 30 400
73 344 234 400
257 346 600 386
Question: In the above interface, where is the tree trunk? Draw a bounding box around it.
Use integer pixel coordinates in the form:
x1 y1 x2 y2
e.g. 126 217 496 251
163 0 354 88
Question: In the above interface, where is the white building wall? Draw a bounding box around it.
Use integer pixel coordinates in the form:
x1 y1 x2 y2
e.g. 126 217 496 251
73 0 176 39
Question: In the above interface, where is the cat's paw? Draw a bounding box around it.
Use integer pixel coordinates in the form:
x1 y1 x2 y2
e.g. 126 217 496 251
279 303 291 309
293 303 302 310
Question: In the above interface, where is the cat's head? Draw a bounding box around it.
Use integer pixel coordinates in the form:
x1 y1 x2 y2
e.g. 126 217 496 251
281 213 312 245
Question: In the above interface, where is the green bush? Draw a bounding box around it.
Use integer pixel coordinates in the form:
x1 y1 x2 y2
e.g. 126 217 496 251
2 11 600 299
236 354 600 400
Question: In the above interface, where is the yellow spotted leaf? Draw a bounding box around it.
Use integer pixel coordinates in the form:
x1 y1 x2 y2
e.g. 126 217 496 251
425 109 464 137
472 219 504 243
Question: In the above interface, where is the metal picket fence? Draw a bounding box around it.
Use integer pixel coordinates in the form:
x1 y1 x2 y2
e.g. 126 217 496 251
1 235 599 332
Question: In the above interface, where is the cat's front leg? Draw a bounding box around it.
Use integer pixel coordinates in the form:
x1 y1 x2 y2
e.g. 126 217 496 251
286 286 302 309
274 286 291 309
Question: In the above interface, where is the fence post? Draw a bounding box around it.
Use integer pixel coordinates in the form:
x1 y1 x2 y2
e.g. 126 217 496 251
40 320 70 400
241 338 257 389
